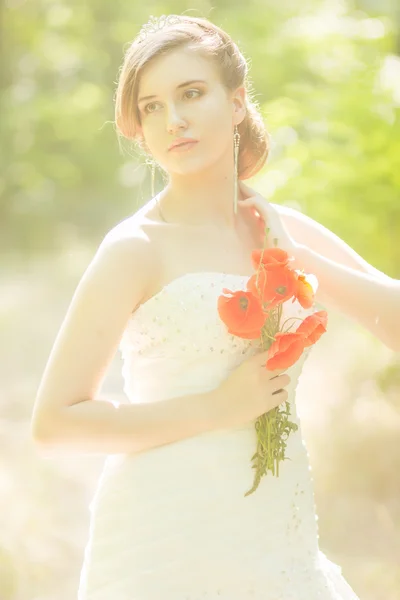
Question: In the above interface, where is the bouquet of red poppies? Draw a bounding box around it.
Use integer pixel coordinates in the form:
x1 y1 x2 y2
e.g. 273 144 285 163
217 231 328 496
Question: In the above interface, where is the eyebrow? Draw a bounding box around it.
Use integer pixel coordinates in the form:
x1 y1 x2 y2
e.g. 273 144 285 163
138 79 207 104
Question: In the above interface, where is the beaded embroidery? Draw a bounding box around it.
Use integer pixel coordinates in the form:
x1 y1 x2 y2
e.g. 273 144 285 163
78 273 360 600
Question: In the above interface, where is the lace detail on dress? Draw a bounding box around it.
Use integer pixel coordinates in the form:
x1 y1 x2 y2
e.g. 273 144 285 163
117 271 314 406
119 272 256 356
119 271 315 356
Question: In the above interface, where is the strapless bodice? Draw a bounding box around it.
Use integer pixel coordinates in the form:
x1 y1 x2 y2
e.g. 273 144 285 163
78 272 359 600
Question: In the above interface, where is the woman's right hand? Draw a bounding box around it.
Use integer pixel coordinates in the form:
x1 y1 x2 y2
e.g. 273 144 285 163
215 350 291 429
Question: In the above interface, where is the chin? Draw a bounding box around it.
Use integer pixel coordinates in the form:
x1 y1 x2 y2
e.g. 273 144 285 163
169 155 222 178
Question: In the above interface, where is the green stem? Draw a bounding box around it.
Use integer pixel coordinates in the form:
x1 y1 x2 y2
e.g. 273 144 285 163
244 302 299 496
281 316 303 329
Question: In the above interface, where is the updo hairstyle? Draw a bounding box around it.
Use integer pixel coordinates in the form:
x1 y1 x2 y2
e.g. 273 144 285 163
114 15 270 179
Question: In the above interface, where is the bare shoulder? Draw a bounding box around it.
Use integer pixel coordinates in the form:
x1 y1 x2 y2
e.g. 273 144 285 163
31 213 158 431
97 212 157 290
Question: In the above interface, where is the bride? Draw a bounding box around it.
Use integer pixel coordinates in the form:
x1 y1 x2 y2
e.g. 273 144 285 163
31 14 399 600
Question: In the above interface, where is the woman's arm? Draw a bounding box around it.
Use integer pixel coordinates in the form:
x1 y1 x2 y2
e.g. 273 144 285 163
237 182 400 352
296 244 400 352
34 387 222 457
31 229 222 456
278 202 400 351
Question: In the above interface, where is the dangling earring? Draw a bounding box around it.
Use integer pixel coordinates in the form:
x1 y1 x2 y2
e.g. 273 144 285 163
233 124 240 214
151 161 156 198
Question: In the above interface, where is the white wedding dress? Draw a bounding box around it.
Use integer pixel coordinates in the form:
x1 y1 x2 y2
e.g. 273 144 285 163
78 271 360 599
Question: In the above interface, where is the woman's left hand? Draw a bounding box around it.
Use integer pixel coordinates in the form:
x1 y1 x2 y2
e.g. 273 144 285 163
238 181 299 258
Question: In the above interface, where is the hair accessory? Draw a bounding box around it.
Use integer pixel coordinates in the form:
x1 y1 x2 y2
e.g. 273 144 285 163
137 14 183 44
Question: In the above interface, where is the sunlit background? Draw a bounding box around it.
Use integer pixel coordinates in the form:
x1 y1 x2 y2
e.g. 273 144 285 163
1 0 400 598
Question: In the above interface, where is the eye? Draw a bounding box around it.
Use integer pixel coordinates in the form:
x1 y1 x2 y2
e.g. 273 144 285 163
143 101 160 114
142 89 202 115
184 88 202 99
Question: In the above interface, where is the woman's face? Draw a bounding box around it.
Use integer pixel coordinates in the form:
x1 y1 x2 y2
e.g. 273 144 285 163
136 47 245 177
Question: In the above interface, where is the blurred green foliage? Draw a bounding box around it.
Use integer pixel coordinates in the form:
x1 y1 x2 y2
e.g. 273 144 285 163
1 0 399 277
1 1 400 599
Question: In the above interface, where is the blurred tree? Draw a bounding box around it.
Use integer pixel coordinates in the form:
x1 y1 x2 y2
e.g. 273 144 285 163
0 0 398 279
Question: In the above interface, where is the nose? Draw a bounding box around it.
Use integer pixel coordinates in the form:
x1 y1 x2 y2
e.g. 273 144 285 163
166 104 187 135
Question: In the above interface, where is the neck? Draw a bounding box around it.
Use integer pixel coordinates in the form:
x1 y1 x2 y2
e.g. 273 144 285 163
157 149 244 231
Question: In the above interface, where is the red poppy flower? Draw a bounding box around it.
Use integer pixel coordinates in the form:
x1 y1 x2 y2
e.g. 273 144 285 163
251 247 294 272
295 311 328 347
294 272 315 309
247 266 297 309
217 288 266 339
265 332 306 370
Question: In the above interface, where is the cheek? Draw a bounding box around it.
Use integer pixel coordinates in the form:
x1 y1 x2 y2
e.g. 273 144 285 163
204 102 231 130
199 112 233 156
140 119 164 150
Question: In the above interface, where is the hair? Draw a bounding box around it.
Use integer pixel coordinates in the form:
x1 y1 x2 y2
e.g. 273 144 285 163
114 15 270 180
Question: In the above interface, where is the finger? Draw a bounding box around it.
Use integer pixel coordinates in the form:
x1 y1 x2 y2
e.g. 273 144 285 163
241 203 266 226
238 197 268 218
253 351 282 367
239 180 253 192
272 387 285 396
238 201 263 219
238 199 265 226
238 181 255 199
238 198 253 206
270 372 285 380
270 368 286 376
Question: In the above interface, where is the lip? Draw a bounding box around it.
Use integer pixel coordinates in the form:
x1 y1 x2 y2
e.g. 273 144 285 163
168 138 198 151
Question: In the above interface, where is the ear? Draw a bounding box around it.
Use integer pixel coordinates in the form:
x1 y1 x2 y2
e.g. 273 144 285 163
232 86 246 126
